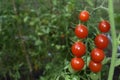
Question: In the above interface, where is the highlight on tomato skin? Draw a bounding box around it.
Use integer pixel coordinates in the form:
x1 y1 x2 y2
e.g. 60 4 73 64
71 57 84 71
79 10 90 22
90 48 105 63
89 60 102 73
98 20 110 33
94 34 109 49
75 24 88 39
71 42 86 57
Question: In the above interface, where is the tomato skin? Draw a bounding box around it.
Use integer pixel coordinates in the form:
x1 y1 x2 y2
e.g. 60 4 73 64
75 24 88 38
95 34 109 49
71 57 84 71
91 48 105 63
99 20 110 32
79 10 90 22
71 42 86 57
89 60 102 73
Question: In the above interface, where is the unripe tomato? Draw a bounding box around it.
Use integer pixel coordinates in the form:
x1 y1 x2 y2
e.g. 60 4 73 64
79 10 90 22
75 24 88 38
91 48 105 63
71 57 84 71
89 60 102 73
95 34 109 49
71 42 86 57
98 20 110 33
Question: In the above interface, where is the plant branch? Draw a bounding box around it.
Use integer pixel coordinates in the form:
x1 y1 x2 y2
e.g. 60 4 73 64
11 0 34 79
108 0 117 80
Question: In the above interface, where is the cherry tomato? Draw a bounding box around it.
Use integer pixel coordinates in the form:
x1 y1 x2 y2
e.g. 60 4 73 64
79 10 90 22
91 48 105 63
71 57 84 71
89 60 102 73
75 24 88 38
95 34 109 49
99 20 110 33
71 42 86 57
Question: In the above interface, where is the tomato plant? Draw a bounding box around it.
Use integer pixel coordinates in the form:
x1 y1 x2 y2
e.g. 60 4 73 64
95 34 109 49
75 24 88 38
0 0 119 80
91 48 105 63
79 10 90 22
98 20 110 33
71 57 84 71
71 42 86 57
89 60 102 73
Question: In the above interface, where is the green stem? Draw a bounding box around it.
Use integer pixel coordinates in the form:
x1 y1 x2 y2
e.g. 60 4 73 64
98 72 101 80
108 0 117 80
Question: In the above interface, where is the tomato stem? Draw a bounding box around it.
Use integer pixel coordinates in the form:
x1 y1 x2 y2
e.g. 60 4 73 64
107 0 117 80
98 72 101 80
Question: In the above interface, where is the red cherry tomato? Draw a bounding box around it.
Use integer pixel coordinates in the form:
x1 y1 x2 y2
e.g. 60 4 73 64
75 24 88 38
71 42 86 57
79 10 90 22
95 34 109 49
71 57 84 71
89 60 102 73
99 20 110 33
91 48 105 63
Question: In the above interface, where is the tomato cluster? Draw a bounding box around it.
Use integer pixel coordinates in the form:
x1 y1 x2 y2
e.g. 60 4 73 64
89 20 110 73
70 10 89 71
70 10 110 73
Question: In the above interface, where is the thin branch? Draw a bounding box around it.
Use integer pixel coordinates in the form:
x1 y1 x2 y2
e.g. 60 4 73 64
11 0 34 79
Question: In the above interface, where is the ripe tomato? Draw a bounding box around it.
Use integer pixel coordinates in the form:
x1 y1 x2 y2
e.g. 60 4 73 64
89 60 102 73
79 10 90 22
75 24 88 38
98 20 110 33
91 48 105 63
71 57 84 71
95 34 109 49
71 42 86 57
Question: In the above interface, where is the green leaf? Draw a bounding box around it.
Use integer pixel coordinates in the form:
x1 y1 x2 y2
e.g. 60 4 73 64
71 75 79 80
115 59 120 67
55 45 61 50
35 40 42 46
87 56 91 67
86 0 94 6
65 75 71 80
90 72 99 80
52 0 57 6
23 16 29 23
68 64 77 73
102 57 111 65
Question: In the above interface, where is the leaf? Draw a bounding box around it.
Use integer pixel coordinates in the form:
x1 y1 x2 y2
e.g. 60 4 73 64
86 0 94 7
102 57 111 65
23 16 29 23
90 72 99 80
65 75 71 80
52 0 57 6
87 56 91 67
71 75 79 80
115 59 120 67
68 64 77 73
